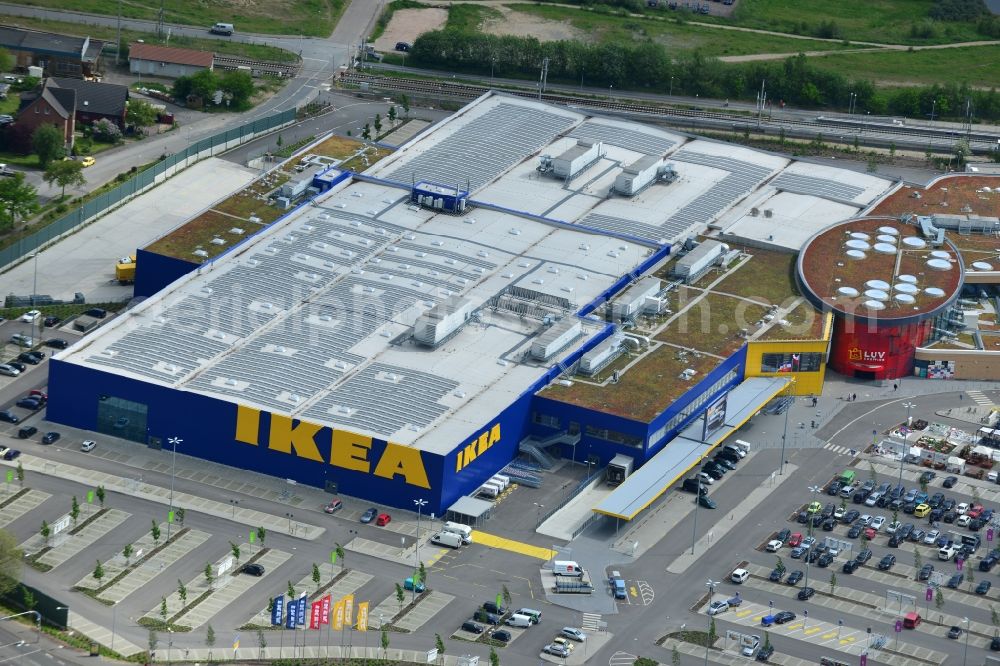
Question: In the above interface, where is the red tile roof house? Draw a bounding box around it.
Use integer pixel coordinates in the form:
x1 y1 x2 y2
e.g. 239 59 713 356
128 42 214 79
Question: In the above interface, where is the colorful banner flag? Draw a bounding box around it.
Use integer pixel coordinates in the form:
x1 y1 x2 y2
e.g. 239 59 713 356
332 599 345 631
331 549 338 565
309 600 322 630
495 592 502 611
342 593 355 626
232 633 240 650
296 595 307 626
285 599 296 629
249 530 256 544
168 510 175 523
271 594 284 626
86 490 94 503
320 595 332 625
356 601 369 632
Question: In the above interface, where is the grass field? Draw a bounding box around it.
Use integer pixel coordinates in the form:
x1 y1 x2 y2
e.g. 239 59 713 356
804 45 1000 87
11 0 345 37
717 0 985 45
447 4 504 32
0 15 298 62
508 4 855 57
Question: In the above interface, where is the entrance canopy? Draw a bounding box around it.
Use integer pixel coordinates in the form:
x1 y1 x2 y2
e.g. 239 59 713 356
593 377 789 521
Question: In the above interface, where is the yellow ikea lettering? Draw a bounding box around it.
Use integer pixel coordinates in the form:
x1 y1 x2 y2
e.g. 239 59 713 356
375 443 430 489
268 415 324 462
234 408 431 490
330 430 372 473
455 423 502 472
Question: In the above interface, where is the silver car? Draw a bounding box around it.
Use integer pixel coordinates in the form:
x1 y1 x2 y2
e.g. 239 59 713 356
0 364 20 377
544 643 570 657
741 635 761 657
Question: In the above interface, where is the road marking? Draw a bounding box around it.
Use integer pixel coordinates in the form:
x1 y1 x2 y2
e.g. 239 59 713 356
582 613 602 631
735 609 754 618
637 580 655 605
609 652 637 666
787 623 803 630
804 627 822 636
840 637 856 644
471 531 556 560
822 632 837 639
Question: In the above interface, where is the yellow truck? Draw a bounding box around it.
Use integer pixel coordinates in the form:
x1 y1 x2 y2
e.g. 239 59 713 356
115 255 136 284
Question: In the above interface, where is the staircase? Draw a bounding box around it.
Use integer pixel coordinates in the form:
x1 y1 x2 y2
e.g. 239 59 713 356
518 431 581 469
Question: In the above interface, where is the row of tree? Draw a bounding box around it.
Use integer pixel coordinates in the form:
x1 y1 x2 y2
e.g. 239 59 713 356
408 30 1000 122
171 70 255 110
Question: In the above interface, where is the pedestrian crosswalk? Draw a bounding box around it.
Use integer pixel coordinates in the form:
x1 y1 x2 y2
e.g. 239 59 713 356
822 442 855 456
968 390 994 406
609 652 637 666
581 612 602 631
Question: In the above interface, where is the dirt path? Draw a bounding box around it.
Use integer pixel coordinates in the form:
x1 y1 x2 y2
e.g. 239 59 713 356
372 7 448 51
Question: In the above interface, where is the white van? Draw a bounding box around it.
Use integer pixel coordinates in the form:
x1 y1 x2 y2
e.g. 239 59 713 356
553 560 584 577
733 440 752 455
516 608 542 623
505 614 532 628
491 474 510 490
210 22 234 35
442 521 474 544
430 531 462 548
478 482 501 498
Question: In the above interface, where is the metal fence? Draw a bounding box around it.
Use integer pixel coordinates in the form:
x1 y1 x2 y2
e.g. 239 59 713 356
0 108 296 272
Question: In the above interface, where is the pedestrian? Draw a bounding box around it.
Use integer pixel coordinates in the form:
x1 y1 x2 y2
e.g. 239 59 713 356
893 383 898 391
852 393 857 402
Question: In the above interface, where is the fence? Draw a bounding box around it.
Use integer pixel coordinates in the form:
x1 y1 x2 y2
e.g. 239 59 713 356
0 108 297 273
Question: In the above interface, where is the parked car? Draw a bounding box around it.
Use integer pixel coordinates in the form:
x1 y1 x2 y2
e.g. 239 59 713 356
16 398 41 410
766 539 783 552
842 510 860 524
560 628 586 642
45 338 69 349
976 580 992 595
0 364 20 377
776 528 791 543
788 533 803 547
707 600 730 615
878 554 896 571
473 610 501 625
491 629 511 642
918 564 934 581
757 643 775 662
786 570 803 586
847 524 863 539
924 530 941 545
773 611 795 624
947 573 964 589
41 431 60 444
948 625 963 639
543 643 570 658
797 587 815 601
731 569 750 583
768 568 785 582
360 507 378 523
376 513 391 526
17 426 37 439
43 315 60 327
842 560 859 574
855 549 873 564
323 498 344 513
0 447 21 461
919 470 936 484
698 495 717 509
817 552 834 568
462 621 484 634
17 352 41 365
19 309 40 322
240 563 265 576
0 410 19 423
80 440 96 452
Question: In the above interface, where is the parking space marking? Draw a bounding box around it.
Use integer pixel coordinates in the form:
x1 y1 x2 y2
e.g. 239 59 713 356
839 637 856 645
821 631 837 640
803 626 822 636
734 608 754 618
472 531 556 560
0 488 50 528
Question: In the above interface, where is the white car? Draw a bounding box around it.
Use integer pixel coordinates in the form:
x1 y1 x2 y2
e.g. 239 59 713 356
19 309 40 323
834 506 847 520
957 502 970 515
697 472 714 485
870 516 886 531
707 600 729 615
731 568 750 584
858 514 873 526
957 515 972 528
560 627 586 642
80 440 96 452
886 521 902 535
766 539 783 552
924 529 941 545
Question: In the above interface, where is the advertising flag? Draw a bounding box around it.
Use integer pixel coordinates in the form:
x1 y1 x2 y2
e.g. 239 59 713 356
249 530 256 544
356 601 369 632
285 598 296 629
232 633 240 650
342 593 355 626
320 594 332 625
495 593 502 610
332 599 345 631
271 594 284 626
296 595 307 626
309 600 322 630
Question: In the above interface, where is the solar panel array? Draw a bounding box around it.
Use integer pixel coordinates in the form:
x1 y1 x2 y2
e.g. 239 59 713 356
303 363 459 436
771 172 866 202
665 151 775 230
384 102 576 192
569 121 676 156
579 213 667 244
85 207 498 436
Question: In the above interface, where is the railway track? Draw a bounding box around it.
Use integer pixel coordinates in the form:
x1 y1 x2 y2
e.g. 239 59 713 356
343 72 1000 149
214 54 299 78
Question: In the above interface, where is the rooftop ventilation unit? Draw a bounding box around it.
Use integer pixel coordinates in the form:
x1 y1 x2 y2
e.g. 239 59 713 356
410 180 470 214
412 296 475 347
613 157 676 196
539 140 604 181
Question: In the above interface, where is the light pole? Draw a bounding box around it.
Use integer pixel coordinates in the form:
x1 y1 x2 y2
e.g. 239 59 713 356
111 601 118 653
691 476 703 555
903 401 915 426
962 617 970 666
229 499 239 518
285 512 294 534
412 498 427 602
669 76 674 96
779 378 796 475
804 485 822 592
534 502 544 527
0 611 41 642
166 436 182 542
704 579 718 666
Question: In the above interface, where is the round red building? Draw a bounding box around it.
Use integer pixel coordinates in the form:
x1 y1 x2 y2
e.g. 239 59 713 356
796 216 964 380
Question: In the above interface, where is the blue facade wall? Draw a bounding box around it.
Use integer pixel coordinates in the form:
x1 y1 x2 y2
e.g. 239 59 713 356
134 249 198 298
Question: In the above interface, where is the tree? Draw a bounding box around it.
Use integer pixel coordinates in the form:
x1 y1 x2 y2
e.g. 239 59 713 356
395 582 405 611
175 508 185 525
400 94 410 117
381 627 389 657
954 137 971 168
151 521 161 545
418 561 427 587
31 124 65 168
312 563 321 590
935 586 945 612
373 113 383 135
889 141 897 163
39 520 50 544
276 134 283 148
20 585 35 610
361 123 372 141
388 106 397 124
204 562 214 587
489 645 499 666
869 464 877 483
70 496 80 525
123 543 133 565
43 159 85 199
775 556 785 573
0 173 39 231
708 617 717 646
230 541 241 563
205 624 215 660
435 633 445 663
335 542 345 571
829 572 837 595
93 559 104 583
15 462 23 486
991 605 999 634
126 99 158 134
189 69 220 101
967 566 975 590
256 526 266 548
0 530 22 597
256 628 267 653
288 581 296 598
219 70 254 107
866 155 879 173
0 47 12 74
92 118 122 143
178 579 187 605
763 631 771 651
160 596 168 623
96 485 105 508
672 644 681 666
914 549 922 572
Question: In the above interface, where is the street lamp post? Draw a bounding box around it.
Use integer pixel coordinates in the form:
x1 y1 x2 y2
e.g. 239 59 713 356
963 617 970 666
166 436 182 542
111 602 118 653
804 485 822 592
704 579 718 666
229 499 239 518
534 502 545 528
691 476 702 555
285 512 294 534
779 379 796 475
412 498 427 602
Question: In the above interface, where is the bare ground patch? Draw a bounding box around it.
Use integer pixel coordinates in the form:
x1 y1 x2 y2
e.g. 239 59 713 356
373 8 448 51
482 6 585 42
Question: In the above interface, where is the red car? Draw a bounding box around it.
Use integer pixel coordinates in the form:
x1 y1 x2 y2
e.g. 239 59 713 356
864 527 876 540
788 532 803 547
376 513 391 526
967 504 985 519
